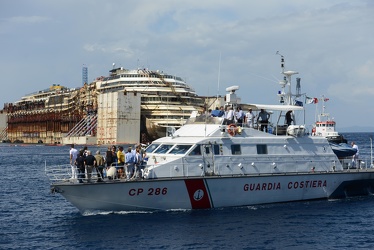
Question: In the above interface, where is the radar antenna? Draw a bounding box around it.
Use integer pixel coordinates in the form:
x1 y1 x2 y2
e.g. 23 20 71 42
276 51 298 105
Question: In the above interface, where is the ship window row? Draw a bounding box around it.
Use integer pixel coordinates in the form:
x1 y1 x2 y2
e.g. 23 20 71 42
146 143 268 156
317 124 334 127
142 97 192 102
101 81 153 86
102 80 189 87
103 81 163 86
152 116 189 119
116 74 183 81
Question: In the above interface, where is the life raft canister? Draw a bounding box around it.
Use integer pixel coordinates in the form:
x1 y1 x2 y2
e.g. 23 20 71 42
227 124 238 136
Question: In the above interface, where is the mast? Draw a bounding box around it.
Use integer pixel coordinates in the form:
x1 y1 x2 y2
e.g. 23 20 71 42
317 95 330 122
276 51 299 106
276 52 306 125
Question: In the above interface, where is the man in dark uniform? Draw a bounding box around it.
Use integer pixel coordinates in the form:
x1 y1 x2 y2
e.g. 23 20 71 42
75 151 85 183
84 150 96 183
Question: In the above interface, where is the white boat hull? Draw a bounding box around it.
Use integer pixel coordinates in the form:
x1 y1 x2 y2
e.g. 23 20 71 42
53 171 374 213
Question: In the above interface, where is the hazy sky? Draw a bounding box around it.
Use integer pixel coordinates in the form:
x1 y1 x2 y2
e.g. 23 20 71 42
1 0 373 130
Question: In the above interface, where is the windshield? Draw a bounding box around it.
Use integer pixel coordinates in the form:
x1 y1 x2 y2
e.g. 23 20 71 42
169 145 192 154
154 144 174 154
145 144 160 153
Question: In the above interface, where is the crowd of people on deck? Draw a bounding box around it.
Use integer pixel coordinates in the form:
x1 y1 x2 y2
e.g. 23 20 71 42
204 105 275 132
202 105 300 134
69 143 146 183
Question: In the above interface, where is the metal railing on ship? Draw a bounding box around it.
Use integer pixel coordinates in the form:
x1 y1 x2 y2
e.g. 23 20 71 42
45 162 102 183
339 157 374 170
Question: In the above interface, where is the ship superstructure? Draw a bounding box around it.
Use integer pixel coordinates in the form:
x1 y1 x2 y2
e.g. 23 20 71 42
94 67 205 141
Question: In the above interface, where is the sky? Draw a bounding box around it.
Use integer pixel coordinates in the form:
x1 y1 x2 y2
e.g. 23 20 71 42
1 0 374 131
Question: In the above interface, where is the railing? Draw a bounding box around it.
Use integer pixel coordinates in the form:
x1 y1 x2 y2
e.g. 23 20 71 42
45 163 73 182
339 157 374 170
45 163 102 183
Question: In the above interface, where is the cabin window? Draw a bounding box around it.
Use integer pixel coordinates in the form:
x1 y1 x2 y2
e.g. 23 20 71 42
257 144 268 154
154 144 173 154
189 145 202 155
169 145 192 154
231 144 241 155
213 145 220 155
145 144 160 153
204 146 210 154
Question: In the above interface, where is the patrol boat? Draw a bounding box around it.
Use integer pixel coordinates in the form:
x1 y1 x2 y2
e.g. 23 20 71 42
46 59 374 214
311 97 348 144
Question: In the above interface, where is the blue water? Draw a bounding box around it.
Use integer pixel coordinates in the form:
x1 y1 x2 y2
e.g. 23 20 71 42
1 133 374 249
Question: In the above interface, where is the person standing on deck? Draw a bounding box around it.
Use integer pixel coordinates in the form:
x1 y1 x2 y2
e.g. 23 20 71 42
94 150 105 182
235 106 244 126
133 144 144 179
285 110 293 126
69 144 78 180
225 106 235 125
105 146 113 168
245 108 255 128
351 141 359 168
125 147 135 181
84 150 96 183
257 109 270 132
75 151 85 183
117 146 125 178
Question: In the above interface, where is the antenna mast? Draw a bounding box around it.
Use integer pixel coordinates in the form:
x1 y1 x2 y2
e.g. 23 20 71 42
276 51 298 105
217 52 221 99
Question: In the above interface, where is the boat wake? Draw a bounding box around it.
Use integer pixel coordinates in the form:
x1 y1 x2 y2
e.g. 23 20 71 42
82 210 156 216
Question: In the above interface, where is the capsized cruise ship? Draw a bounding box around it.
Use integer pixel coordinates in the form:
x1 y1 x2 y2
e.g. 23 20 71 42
1 66 208 144
94 67 206 141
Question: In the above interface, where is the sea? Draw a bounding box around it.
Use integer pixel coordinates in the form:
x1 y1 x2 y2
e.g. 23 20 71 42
1 132 374 250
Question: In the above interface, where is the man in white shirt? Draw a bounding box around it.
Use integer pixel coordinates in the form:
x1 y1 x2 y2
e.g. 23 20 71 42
69 144 79 179
225 106 234 124
245 108 255 128
235 107 244 126
351 141 359 168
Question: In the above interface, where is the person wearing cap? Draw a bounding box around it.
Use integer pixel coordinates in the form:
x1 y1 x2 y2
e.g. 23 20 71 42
245 108 255 128
94 150 105 182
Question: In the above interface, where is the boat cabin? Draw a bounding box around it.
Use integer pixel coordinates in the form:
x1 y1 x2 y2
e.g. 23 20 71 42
143 110 340 180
